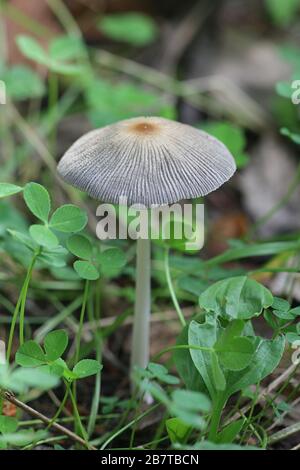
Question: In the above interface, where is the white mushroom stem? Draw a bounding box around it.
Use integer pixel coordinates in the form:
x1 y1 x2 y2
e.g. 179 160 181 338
131 237 151 375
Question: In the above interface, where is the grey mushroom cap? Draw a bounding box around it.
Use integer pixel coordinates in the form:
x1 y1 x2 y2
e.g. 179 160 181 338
57 116 236 207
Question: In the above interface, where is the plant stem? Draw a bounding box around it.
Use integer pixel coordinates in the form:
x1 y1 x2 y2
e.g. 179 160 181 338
7 250 39 360
68 383 89 444
47 382 70 430
19 250 40 345
131 238 151 374
164 247 186 327
74 280 90 366
87 281 102 437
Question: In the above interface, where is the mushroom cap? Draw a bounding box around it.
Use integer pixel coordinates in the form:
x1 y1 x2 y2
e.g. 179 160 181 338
57 116 236 207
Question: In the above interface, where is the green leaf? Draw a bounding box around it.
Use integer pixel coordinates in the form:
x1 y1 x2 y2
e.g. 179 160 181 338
16 35 85 76
99 247 127 276
281 127 300 145
74 260 100 280
272 296 291 312
0 416 18 434
16 35 48 65
50 205 88 233
73 359 102 379
166 418 191 444
12 366 60 391
225 336 285 398
216 337 255 371
172 389 211 413
15 341 46 367
29 225 59 249
148 362 180 385
49 35 86 62
4 65 45 100
67 234 92 260
199 276 273 320
216 419 245 444
205 240 300 267
188 318 218 400
265 0 300 26
173 326 206 393
7 229 36 251
98 13 157 46
0 183 23 199
211 352 226 391
44 330 68 361
24 183 51 222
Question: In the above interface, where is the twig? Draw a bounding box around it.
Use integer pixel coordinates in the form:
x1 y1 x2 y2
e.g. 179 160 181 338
1 390 97 450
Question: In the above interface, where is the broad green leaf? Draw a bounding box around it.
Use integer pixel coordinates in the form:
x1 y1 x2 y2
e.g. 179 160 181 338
16 35 47 65
4 65 45 100
50 205 88 233
0 430 47 447
44 330 68 361
272 297 291 312
177 276 208 297
172 390 211 413
7 229 36 251
86 78 159 127
73 359 102 379
16 35 85 76
199 276 273 320
211 352 226 391
0 416 18 434
98 13 157 46
0 183 23 199
15 341 46 367
216 419 245 444
188 318 218 400
49 35 86 62
67 234 92 260
29 225 59 249
225 336 285 398
74 260 100 280
24 183 51 222
216 337 255 371
99 247 126 276
12 366 60 391
173 326 206 393
166 418 191 444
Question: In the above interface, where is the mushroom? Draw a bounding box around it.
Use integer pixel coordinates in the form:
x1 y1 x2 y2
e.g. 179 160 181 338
57 116 236 377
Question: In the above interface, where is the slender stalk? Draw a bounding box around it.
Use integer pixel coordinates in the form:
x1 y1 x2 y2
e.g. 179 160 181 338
74 280 90 365
131 238 151 373
19 250 40 345
7 250 40 360
47 382 70 430
87 281 102 437
164 247 186 327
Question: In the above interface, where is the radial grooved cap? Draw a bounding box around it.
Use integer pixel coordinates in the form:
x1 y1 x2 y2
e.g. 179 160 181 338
57 116 236 207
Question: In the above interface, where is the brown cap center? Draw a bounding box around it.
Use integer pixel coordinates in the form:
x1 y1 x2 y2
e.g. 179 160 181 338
128 121 159 135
